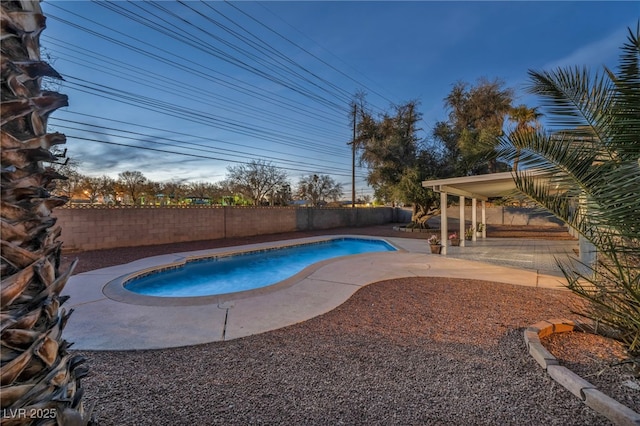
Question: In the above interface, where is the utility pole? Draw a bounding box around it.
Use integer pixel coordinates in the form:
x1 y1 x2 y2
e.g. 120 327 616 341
351 102 356 208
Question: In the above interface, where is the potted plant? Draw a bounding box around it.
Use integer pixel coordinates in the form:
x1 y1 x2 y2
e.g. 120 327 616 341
427 235 441 254
449 232 460 246
476 223 485 236
465 227 474 240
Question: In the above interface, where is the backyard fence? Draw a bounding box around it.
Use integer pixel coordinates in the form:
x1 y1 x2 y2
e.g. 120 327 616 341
55 206 404 252
53 205 563 252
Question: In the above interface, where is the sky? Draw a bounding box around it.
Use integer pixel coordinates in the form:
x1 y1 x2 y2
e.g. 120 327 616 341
40 1 638 198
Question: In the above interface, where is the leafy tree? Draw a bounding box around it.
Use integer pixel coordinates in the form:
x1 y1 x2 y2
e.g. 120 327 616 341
442 77 514 174
497 26 640 360
296 174 343 206
355 101 441 224
225 160 288 206
431 120 463 177
116 170 148 205
1 1 91 422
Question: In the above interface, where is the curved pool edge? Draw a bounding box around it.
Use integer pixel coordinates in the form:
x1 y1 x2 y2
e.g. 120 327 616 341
61 235 567 351
102 235 403 307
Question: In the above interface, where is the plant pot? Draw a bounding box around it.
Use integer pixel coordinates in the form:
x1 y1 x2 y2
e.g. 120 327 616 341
450 238 461 247
430 244 442 254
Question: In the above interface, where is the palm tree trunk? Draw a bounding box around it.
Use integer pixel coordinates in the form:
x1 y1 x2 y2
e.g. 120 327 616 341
1 1 92 423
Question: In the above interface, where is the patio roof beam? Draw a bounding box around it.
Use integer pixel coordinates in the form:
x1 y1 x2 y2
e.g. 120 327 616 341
438 185 488 202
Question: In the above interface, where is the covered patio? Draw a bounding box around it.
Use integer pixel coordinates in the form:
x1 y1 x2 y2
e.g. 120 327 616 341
421 171 579 255
422 172 520 255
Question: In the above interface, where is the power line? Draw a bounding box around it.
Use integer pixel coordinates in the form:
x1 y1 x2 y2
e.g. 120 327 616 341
51 117 365 176
54 110 361 173
42 37 346 140
45 6 349 120
40 2 386 188
66 134 368 179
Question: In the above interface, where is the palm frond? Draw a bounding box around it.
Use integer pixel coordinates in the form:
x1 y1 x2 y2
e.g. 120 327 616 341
605 23 640 160
526 67 615 154
498 24 640 360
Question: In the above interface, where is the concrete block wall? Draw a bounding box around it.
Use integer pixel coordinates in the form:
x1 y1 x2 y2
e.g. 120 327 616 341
224 207 298 238
54 206 399 252
445 206 566 227
55 207 226 251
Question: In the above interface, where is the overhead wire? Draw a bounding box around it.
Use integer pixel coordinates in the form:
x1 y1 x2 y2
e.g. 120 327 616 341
42 2 392 191
52 111 365 174
64 135 369 180
44 5 347 122
227 1 392 112
43 5 356 156
61 75 346 157
42 37 346 140
50 117 367 176
90 0 351 112
196 1 356 103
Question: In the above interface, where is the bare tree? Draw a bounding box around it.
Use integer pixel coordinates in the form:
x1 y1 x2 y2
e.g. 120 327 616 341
116 170 147 205
159 180 188 205
187 181 222 204
226 160 288 206
296 174 343 206
79 176 103 203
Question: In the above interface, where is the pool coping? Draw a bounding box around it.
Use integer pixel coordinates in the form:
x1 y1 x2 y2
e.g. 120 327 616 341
62 234 570 351
102 235 404 307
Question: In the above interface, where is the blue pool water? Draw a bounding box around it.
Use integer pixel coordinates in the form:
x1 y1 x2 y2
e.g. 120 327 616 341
125 238 396 297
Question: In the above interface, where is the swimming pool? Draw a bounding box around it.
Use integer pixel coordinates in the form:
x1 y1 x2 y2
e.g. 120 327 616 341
122 237 397 298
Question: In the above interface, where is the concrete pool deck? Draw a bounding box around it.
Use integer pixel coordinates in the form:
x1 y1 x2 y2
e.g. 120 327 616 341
61 235 578 351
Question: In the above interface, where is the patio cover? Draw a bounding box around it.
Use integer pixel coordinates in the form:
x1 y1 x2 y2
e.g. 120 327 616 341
421 171 517 201
422 171 566 255
422 172 519 255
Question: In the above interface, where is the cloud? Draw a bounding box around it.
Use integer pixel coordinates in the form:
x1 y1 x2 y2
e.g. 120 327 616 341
541 26 631 71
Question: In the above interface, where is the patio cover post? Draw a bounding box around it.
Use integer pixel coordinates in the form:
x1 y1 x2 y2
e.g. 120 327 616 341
459 195 465 247
440 191 448 255
481 200 487 238
471 198 477 242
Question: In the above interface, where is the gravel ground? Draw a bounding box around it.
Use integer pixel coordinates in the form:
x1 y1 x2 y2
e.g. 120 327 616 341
63 225 639 425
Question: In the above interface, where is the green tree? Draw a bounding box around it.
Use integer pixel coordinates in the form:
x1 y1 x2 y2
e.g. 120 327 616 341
226 160 288 206
355 101 440 223
296 174 343 206
1 1 91 422
443 77 514 174
497 25 640 360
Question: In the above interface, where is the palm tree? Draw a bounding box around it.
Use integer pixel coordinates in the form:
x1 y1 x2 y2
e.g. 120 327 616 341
1 1 92 423
498 25 640 360
507 105 542 171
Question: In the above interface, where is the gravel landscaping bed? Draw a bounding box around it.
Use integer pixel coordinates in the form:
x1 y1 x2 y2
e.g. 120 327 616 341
75 278 637 425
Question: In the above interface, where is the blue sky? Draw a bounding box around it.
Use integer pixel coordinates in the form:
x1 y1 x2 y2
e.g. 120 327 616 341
41 1 637 197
